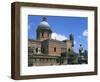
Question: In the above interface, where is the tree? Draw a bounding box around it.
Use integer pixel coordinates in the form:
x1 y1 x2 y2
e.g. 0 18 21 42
67 48 78 64
83 50 88 64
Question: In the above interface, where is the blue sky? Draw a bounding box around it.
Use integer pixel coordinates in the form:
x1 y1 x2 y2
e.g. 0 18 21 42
28 15 88 53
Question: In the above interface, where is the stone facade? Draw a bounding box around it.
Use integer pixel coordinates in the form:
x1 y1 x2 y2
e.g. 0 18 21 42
28 17 73 66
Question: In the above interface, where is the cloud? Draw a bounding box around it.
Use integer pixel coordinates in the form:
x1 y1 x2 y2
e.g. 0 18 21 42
28 23 32 30
51 32 67 41
28 24 30 30
83 29 88 37
28 23 35 30
74 41 77 45
79 36 81 39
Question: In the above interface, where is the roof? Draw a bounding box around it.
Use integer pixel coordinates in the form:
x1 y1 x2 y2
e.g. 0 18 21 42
42 39 68 47
28 39 42 43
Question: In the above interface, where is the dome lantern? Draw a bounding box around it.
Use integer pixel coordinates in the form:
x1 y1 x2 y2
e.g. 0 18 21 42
42 16 47 21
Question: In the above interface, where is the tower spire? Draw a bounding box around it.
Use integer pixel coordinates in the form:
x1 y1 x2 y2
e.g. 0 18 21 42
69 33 74 47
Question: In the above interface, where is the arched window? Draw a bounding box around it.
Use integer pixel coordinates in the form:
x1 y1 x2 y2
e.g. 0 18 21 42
36 48 38 53
42 48 45 53
42 33 44 37
68 48 71 52
54 47 56 52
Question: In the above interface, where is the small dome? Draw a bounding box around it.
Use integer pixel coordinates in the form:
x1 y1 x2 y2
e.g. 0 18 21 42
37 17 52 33
38 21 50 29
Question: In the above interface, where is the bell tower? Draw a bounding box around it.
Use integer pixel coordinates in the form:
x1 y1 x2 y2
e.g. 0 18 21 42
69 34 74 47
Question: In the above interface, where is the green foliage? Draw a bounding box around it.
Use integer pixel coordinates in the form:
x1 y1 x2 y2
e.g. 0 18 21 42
68 51 78 64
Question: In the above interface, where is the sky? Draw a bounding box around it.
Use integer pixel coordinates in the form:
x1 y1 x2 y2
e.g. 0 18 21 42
28 15 88 53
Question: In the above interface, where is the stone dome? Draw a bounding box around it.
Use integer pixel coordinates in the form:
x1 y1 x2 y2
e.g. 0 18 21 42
37 17 52 33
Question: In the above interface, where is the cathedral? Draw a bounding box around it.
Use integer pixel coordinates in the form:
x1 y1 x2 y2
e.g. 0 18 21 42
28 16 74 66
